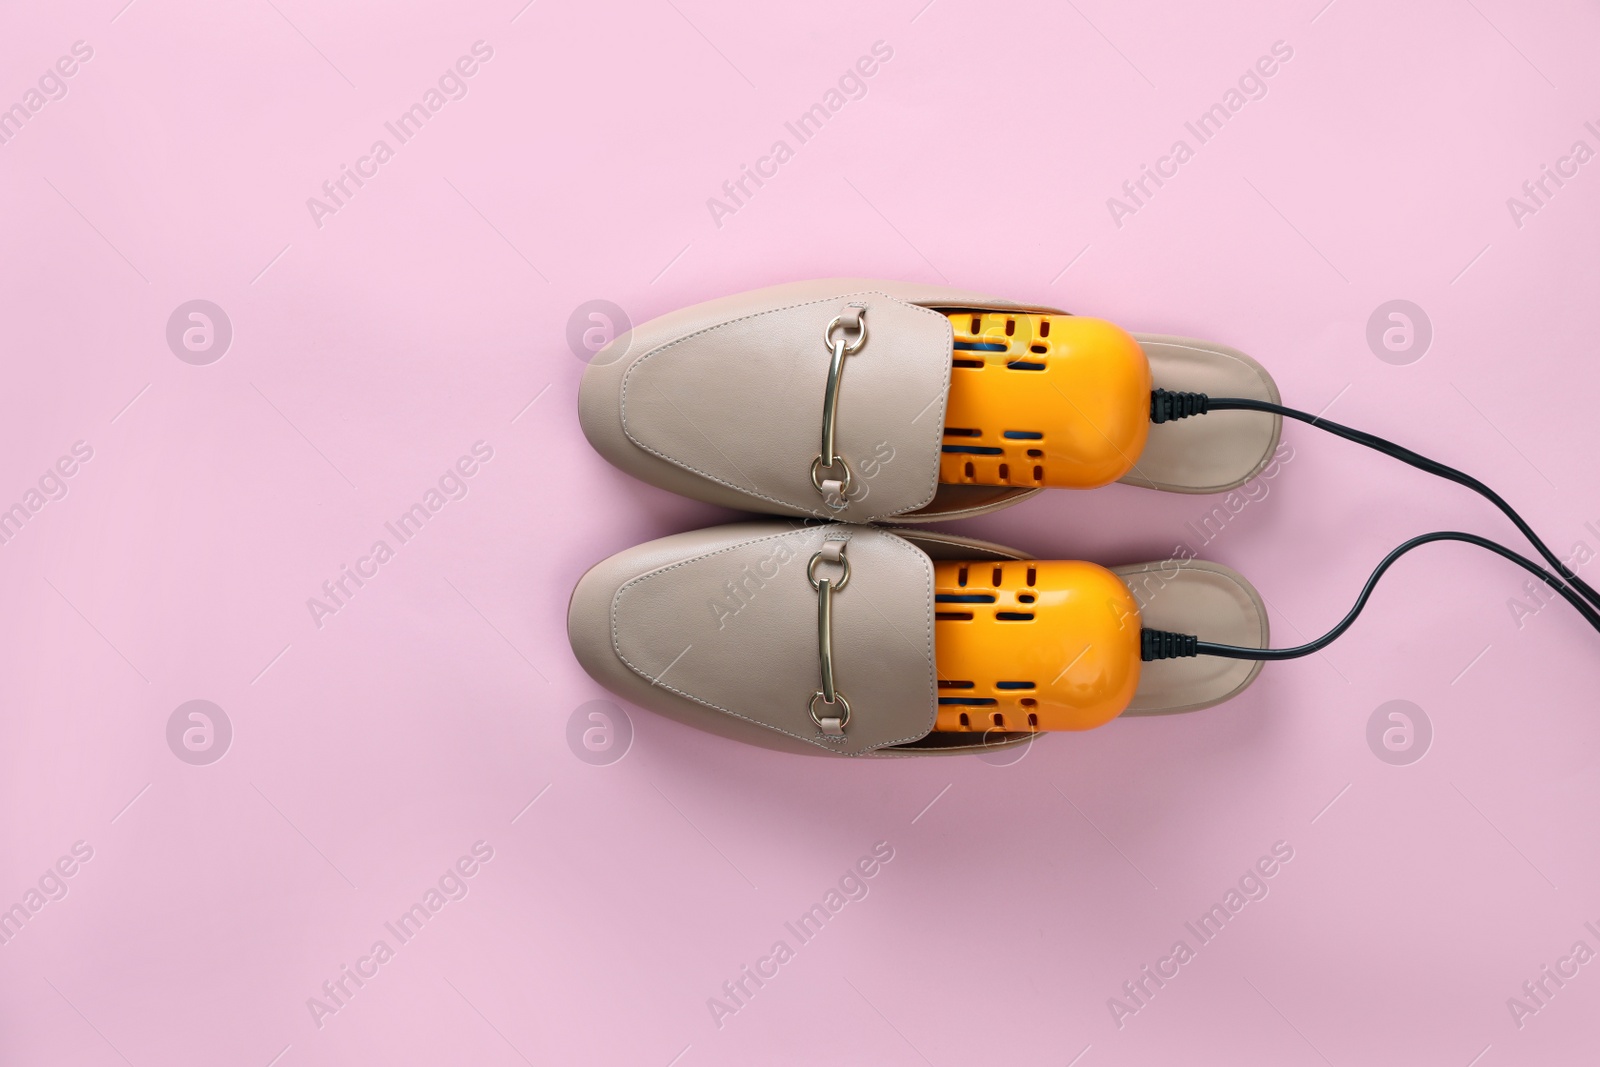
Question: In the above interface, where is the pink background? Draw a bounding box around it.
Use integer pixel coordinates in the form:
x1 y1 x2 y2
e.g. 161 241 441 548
3 0 1598 1063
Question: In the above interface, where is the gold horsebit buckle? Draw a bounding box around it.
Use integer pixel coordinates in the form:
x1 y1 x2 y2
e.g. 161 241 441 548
811 304 868 509
808 538 851 738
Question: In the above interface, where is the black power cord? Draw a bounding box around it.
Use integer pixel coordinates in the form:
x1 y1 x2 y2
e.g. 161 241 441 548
1143 388 1597 662
1141 530 1600 662
1150 388 1600 614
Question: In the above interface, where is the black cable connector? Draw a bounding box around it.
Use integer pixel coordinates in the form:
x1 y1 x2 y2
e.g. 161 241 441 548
1149 388 1210 424
1140 628 1199 661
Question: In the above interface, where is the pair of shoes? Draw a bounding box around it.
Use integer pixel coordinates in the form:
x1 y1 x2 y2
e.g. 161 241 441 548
566 279 1598 757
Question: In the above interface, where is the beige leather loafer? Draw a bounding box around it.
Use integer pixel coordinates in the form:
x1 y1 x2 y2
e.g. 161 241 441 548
578 279 1281 524
567 522 1268 758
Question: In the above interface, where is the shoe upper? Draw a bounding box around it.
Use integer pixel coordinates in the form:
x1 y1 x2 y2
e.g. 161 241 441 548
578 279 1064 523
568 522 944 756
568 521 1269 758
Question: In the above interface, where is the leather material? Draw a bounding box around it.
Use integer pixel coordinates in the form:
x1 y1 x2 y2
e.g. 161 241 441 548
1123 335 1282 493
1113 559 1268 714
571 523 937 756
619 291 951 522
894 482 1043 523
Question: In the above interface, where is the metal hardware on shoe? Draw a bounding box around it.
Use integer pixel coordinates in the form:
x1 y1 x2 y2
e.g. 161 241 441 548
809 690 850 738
816 575 838 697
810 454 853 507
823 305 868 355
806 541 851 592
808 538 852 738
812 303 868 506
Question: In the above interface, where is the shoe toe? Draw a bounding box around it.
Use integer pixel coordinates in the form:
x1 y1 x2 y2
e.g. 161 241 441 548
578 285 954 522
569 522 940 756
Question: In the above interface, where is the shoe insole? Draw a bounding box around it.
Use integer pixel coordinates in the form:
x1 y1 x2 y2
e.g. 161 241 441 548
933 558 1142 732
938 311 1152 490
